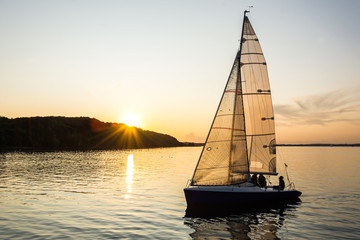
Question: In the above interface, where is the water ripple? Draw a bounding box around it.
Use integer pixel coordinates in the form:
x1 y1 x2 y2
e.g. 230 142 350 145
0 147 360 239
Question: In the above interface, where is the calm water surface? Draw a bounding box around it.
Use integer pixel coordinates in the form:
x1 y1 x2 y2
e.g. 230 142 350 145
0 147 359 239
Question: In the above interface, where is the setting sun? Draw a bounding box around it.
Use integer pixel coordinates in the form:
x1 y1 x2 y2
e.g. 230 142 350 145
121 113 142 128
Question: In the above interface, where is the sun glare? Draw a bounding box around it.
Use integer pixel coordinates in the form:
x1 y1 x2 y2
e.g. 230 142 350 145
121 113 141 128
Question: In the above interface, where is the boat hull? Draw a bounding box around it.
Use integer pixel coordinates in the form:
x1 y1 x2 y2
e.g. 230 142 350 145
184 186 301 216
184 187 301 205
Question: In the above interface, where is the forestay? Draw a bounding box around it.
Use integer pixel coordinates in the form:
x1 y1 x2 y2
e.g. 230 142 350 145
191 14 276 186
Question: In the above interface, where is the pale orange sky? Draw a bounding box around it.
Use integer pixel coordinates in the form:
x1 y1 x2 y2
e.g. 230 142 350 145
1 0 360 143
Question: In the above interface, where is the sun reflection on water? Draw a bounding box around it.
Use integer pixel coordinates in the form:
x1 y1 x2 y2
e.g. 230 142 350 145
125 154 134 198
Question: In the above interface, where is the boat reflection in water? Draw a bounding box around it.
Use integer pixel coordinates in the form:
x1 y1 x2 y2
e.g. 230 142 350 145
125 154 134 199
184 204 301 240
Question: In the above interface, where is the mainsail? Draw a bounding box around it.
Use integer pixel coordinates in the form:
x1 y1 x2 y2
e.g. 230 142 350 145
191 13 276 186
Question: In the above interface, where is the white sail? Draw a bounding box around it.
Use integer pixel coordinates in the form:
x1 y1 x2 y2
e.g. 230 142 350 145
191 14 276 186
241 16 276 175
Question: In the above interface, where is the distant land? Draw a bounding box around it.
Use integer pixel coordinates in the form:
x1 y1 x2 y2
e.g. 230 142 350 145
277 143 360 147
0 116 185 151
1 116 358 151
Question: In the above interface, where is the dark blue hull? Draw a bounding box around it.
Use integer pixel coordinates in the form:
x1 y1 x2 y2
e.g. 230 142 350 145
184 188 301 205
184 187 302 216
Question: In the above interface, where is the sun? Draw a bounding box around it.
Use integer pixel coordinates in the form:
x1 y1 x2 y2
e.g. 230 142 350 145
121 113 142 128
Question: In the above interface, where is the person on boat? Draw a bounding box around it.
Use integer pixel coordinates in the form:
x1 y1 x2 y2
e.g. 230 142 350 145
279 176 285 191
258 174 266 187
250 174 257 185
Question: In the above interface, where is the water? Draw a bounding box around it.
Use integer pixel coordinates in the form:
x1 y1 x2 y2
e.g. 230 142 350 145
0 147 359 239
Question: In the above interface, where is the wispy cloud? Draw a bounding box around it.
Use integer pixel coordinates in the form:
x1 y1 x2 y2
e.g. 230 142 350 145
274 87 360 126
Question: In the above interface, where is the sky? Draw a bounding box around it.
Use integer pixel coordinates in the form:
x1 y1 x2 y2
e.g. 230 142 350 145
1 0 360 144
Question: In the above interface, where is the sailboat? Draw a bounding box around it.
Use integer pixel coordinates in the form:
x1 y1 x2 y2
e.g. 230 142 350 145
184 11 301 210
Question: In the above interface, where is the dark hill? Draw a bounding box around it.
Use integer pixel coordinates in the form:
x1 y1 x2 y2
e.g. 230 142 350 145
0 116 183 151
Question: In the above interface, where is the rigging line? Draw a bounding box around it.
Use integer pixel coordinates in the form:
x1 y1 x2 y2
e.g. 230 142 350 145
248 135 254 166
238 11 250 178
278 148 288 178
228 57 240 184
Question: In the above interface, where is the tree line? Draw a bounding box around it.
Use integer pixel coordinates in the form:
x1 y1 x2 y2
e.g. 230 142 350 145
0 116 183 151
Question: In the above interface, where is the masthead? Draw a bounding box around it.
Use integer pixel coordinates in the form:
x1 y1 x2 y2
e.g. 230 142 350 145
245 6 253 15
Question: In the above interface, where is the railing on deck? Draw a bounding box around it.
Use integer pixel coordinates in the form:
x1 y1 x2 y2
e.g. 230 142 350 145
287 182 296 190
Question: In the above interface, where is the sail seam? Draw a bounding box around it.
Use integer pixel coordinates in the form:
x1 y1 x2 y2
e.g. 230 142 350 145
241 53 263 55
212 127 244 131
241 62 266 65
225 90 242 93
197 165 248 170
246 133 275 137
242 93 271 95
217 113 244 117
224 90 271 95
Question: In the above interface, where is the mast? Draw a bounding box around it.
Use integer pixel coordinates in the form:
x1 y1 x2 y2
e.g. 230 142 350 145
241 10 251 175
228 10 250 184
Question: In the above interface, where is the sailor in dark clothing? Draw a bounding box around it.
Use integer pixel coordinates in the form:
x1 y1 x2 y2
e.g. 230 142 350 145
258 174 266 187
279 176 285 191
250 174 257 185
